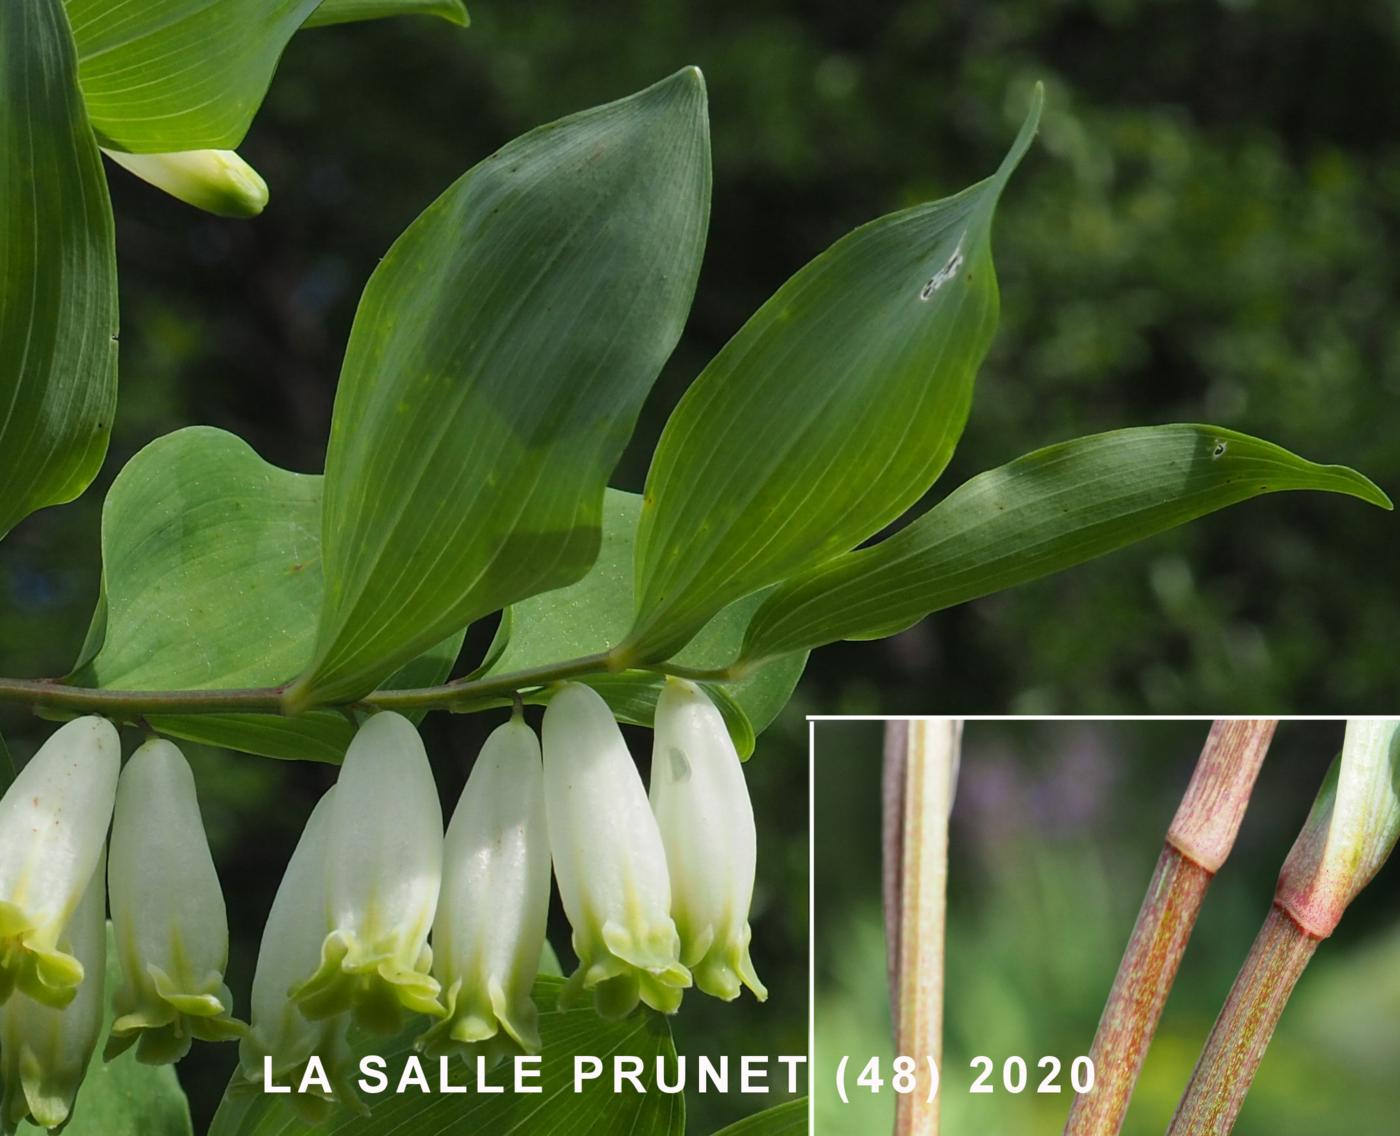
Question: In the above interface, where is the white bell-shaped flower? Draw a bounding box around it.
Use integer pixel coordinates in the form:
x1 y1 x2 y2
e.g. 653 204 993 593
293 712 444 1032
650 679 767 1002
101 148 269 217
105 738 244 1063
0 717 119 1008
0 851 106 1135
542 683 690 1016
419 714 551 1064
236 789 362 1122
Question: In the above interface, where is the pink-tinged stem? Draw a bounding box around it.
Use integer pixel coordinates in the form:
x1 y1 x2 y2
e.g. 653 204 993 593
884 719 961 1136
1166 906 1320 1134
1064 719 1276 1136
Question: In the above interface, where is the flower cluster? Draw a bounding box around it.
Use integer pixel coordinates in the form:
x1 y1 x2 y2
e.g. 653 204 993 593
235 681 764 1117
0 679 763 1129
0 719 238 1134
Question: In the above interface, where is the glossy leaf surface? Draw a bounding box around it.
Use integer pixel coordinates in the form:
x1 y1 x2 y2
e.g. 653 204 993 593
743 425 1390 660
625 87 1043 661
484 490 806 755
290 70 710 708
64 0 319 152
710 1098 809 1136
304 0 468 27
0 0 117 540
69 428 462 761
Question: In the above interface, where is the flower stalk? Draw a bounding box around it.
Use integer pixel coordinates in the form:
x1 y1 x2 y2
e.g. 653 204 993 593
1064 718 1276 1136
883 718 961 1136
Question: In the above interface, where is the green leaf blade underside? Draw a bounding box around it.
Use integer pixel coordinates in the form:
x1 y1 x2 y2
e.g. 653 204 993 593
68 427 463 762
16 923 194 1135
710 1098 809 1136
304 0 468 28
290 69 712 709
624 85 1044 663
0 0 117 540
208 978 684 1136
64 0 320 152
743 424 1390 660
487 490 806 755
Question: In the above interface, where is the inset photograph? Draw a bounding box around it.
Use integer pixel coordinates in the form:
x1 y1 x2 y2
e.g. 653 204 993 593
812 718 1400 1134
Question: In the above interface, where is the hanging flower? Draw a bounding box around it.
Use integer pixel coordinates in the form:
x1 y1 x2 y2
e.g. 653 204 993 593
542 683 691 1017
105 738 244 1063
650 679 767 1002
236 789 363 1122
0 851 106 1135
101 148 269 218
0 717 119 1009
293 712 445 1033
418 713 551 1064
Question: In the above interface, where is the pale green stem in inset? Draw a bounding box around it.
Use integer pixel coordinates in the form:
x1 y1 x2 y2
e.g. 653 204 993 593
885 718 961 1136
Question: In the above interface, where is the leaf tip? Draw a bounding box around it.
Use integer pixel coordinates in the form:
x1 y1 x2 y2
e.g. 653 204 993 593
992 81 1045 188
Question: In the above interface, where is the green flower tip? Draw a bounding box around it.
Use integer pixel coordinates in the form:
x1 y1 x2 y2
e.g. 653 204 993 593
416 976 540 1067
0 907 84 1009
293 929 444 1035
102 148 270 219
105 966 245 1065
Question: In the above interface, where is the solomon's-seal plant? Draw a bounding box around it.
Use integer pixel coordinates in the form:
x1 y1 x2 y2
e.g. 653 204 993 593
106 739 244 1063
292 712 445 1033
0 718 118 1009
418 713 552 1065
543 684 693 1018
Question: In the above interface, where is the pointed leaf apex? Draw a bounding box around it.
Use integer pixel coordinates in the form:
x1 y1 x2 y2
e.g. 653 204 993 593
991 81 1044 192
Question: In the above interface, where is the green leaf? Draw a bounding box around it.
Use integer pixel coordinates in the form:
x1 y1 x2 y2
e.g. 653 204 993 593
17 923 194 1135
485 490 806 755
0 0 117 540
207 978 684 1136
287 69 711 709
68 427 463 762
710 1098 809 1136
304 0 468 27
622 85 1044 662
742 424 1391 661
64 0 320 152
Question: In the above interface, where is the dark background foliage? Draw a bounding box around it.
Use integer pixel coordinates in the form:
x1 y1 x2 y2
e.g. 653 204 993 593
1 0 1398 1129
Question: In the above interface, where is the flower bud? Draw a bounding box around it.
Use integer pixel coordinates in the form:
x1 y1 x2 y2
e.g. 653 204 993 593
293 712 444 1032
101 148 269 218
0 851 105 1135
0 717 119 1009
236 789 362 1122
105 739 243 1063
650 679 767 1002
418 715 551 1064
542 683 690 1017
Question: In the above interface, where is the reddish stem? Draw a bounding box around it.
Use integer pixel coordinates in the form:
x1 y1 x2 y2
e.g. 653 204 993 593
1166 906 1320 1134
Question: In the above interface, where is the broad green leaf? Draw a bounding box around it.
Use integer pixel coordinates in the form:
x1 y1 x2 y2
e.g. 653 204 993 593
208 978 684 1136
64 0 320 152
288 70 711 709
0 0 117 540
16 923 194 1135
304 0 468 27
485 489 806 755
711 1098 809 1136
622 86 1044 663
68 427 463 762
742 424 1391 661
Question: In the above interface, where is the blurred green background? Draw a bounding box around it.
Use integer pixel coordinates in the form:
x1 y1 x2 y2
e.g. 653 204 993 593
814 719 1400 1134
2 0 1400 1129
